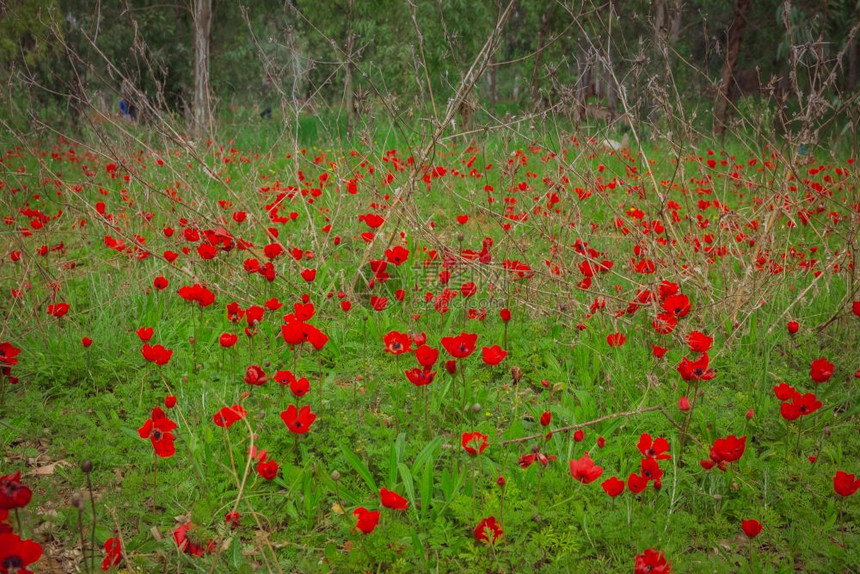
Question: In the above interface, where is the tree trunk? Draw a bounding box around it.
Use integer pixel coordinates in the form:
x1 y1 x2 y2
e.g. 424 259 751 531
192 0 212 140
530 10 551 108
344 0 356 137
713 0 751 138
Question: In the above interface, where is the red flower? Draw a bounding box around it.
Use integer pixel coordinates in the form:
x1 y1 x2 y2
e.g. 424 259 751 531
244 365 266 385
173 522 213 556
415 344 439 367
573 429 584 442
380 488 409 510
518 450 557 468
779 391 821 420
686 331 713 353
153 276 169 290
0 532 42 573
0 471 32 510
569 452 604 484
135 327 154 342
219 333 238 348
741 519 762 538
82 337 93 348
601 476 625 497
280 404 316 434
461 432 489 456
701 435 746 471
652 345 668 358
384 245 409 266
256 459 279 480
481 345 507 365
640 458 663 482
473 516 503 546
137 407 177 457
442 333 478 359
164 395 177 408
225 512 240 529
290 376 310 398
300 268 316 282
606 332 626 347
353 507 380 534
383 331 412 355
213 404 247 428
102 537 122 571
787 321 799 334
47 302 70 317
0 342 22 367
638 433 671 460
677 352 715 381
810 357 834 383
405 368 435 387
369 296 388 311
833 470 859 497
141 344 172 366
773 382 795 401
540 411 552 427
499 308 511 322
652 312 678 334
662 293 690 317
634 548 670 574
627 473 648 494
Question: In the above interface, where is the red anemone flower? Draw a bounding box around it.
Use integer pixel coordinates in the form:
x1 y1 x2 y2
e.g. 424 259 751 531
773 382 795 401
473 516 503 546
461 432 489 456
141 344 173 366
638 433 672 460
601 476 625 497
833 471 859 497
634 548 671 574
244 365 266 385
135 327 154 341
415 344 439 367
213 404 247 428
569 452 604 484
741 519 762 538
0 342 22 367
686 331 713 353
809 357 834 383
606 332 626 347
677 353 715 381
0 532 42 574
405 368 435 386
138 407 177 457
102 537 122 571
441 333 478 359
173 522 213 556
383 331 412 355
701 435 746 471
219 333 238 348
353 507 380 534
779 391 822 420
280 404 316 434
256 459 279 480
380 488 409 510
481 345 507 365
0 472 32 510
787 321 799 334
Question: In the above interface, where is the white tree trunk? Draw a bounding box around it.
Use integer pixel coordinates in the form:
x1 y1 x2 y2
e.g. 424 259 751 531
192 0 212 139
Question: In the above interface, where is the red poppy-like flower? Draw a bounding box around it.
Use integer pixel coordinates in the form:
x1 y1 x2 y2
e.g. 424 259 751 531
810 357 834 383
773 382 795 401
686 331 713 353
219 333 238 348
481 345 507 365
384 245 409 266
518 450 557 468
369 296 388 311
638 433 671 460
135 327 154 342
606 332 626 347
652 345 668 358
473 516 503 546
701 435 746 471
47 302 70 317
573 429 584 442
787 321 799 334
138 407 177 457
164 395 177 408
461 432 489 456
833 470 859 497
444 359 457 374
290 376 310 398
415 344 439 367
0 532 42 573
380 488 409 510
634 548 671 574
627 472 648 493
540 412 552 427
173 522 213 556
383 331 412 355
81 337 93 348
779 391 822 420
677 353 715 381
640 458 663 482
213 404 247 428
405 368 435 387
353 507 380 534
601 476 625 497
102 537 122 571
0 342 22 367
741 519 762 538
153 276 169 290
442 333 478 359
569 452 604 484
499 308 511 322
178 283 215 307
0 471 32 510
256 459 279 480
141 344 172 366
225 511 241 529
244 365 266 385
280 404 316 434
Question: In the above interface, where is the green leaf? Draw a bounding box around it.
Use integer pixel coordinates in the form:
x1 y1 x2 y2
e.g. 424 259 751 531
340 442 377 492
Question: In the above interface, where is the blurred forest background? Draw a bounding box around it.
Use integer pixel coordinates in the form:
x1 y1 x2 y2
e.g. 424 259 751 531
1 0 858 150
